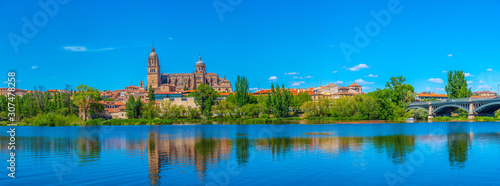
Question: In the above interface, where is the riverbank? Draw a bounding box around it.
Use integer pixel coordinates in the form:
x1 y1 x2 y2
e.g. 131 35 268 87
3 116 498 126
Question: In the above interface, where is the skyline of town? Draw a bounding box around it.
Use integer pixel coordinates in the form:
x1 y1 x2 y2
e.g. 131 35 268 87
2 0 500 93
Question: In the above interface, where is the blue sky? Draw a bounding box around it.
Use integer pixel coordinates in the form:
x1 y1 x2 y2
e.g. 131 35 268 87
1 0 499 93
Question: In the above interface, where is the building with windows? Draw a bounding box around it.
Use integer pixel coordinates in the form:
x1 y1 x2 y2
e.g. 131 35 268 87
146 44 232 93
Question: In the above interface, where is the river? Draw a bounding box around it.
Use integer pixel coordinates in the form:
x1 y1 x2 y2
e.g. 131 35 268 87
1 122 500 185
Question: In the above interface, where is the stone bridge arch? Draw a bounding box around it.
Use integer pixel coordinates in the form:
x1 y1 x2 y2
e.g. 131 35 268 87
431 104 469 116
473 101 500 116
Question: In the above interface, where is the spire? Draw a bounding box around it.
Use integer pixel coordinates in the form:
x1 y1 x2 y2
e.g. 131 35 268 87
152 41 155 52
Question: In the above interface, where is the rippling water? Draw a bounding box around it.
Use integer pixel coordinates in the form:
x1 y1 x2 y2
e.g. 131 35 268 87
2 122 500 185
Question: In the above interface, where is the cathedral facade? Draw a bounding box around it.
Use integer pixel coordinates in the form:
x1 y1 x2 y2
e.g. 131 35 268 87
147 44 232 93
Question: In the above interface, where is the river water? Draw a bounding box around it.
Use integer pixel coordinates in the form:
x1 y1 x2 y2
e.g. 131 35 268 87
1 122 500 185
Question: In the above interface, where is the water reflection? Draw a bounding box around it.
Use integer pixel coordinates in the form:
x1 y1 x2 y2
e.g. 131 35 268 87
2 123 500 185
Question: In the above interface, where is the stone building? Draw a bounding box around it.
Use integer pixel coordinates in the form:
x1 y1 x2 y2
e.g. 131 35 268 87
147 44 232 93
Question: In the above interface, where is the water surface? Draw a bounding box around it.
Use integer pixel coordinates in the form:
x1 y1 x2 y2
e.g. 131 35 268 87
2 122 500 185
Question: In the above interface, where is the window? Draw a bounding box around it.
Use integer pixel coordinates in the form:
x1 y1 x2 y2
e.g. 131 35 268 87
181 98 187 101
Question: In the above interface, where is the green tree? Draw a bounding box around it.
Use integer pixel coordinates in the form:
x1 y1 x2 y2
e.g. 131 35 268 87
385 76 415 106
143 85 159 119
135 97 143 118
192 83 220 117
235 75 250 107
445 71 472 99
73 85 101 121
126 96 136 119
293 91 312 111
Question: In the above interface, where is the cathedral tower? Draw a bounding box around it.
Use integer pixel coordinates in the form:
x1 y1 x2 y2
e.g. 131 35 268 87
195 55 206 73
147 43 161 89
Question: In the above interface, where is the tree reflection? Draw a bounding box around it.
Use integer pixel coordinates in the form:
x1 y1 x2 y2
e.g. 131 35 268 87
447 132 471 169
372 135 416 164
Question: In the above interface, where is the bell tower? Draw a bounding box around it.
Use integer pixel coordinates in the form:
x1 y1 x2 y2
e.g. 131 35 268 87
147 43 161 89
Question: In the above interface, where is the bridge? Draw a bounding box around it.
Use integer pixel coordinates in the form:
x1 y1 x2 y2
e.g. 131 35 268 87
407 97 500 119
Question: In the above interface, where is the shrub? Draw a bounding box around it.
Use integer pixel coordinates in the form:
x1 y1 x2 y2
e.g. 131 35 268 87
259 114 269 119
474 116 497 122
433 116 451 122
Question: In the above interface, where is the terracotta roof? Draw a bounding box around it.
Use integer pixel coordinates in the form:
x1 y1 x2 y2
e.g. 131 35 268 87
418 93 448 98
155 92 181 94
348 83 361 87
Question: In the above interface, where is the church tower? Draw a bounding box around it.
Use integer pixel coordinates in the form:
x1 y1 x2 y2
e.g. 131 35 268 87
147 43 161 89
195 55 206 73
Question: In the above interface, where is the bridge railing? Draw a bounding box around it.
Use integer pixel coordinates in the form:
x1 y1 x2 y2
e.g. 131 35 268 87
409 97 500 106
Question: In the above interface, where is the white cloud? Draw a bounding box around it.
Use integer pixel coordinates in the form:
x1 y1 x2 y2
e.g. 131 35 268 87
284 72 299 75
464 73 474 77
442 71 447 73
447 54 453 57
346 64 369 71
268 76 278 81
249 88 260 91
335 80 343 84
304 76 313 78
168 37 174 40
477 85 490 89
32 66 37 69
467 81 473 84
366 74 378 78
63 46 114 52
425 87 445 91
290 81 305 86
354 79 374 84
428 78 444 83
487 68 493 71
293 76 303 79
64 46 87 51
332 71 338 73
479 80 484 83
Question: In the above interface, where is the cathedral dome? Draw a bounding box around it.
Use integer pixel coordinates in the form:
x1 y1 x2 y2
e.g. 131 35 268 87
195 56 205 65
149 51 157 57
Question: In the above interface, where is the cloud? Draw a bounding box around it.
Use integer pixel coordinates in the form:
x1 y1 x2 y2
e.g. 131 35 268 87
447 54 453 57
64 46 87 51
32 66 37 69
284 72 299 75
168 37 174 40
290 81 305 86
63 46 114 52
347 64 369 71
354 79 374 84
335 80 343 84
365 74 378 78
479 80 484 83
428 78 444 83
249 88 260 91
467 81 473 84
477 85 490 89
268 76 278 81
425 87 445 91
3 79 20 84
293 76 303 79
487 68 493 71
442 71 447 73
304 76 313 78
464 73 474 77
332 71 338 73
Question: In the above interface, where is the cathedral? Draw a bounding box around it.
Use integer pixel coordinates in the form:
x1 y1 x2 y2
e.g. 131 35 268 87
147 44 232 93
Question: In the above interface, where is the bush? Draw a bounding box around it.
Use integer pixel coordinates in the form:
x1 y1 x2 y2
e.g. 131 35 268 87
86 118 104 125
259 114 269 119
474 116 497 122
23 113 83 126
433 116 451 122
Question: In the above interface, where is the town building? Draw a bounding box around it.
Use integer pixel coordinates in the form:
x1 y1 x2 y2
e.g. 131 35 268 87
415 92 448 101
311 83 364 101
0 88 28 97
147 44 232 93
473 90 497 97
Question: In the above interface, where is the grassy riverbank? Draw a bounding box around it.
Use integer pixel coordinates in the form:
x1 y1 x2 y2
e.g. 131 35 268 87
3 115 499 126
